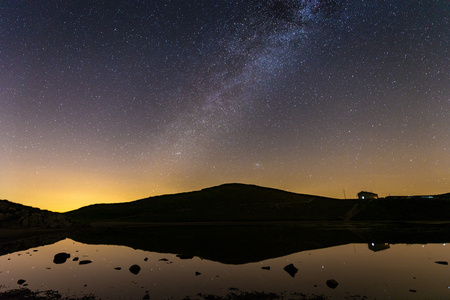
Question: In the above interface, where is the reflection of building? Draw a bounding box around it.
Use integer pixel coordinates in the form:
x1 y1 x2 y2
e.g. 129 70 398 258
368 243 390 252
385 195 411 200
358 191 378 200
412 195 434 199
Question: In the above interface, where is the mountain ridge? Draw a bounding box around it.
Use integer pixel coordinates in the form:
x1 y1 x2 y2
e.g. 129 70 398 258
0 199 78 228
2 183 449 225
63 183 450 223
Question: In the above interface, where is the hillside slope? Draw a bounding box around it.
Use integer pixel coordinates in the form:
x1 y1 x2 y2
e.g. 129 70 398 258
65 183 354 222
0 200 80 229
351 196 450 221
65 184 450 223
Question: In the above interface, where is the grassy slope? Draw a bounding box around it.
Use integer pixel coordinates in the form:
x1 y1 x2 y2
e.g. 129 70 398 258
65 183 354 222
64 184 450 223
0 199 79 229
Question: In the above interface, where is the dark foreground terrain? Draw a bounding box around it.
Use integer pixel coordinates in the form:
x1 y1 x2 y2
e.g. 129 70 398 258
0 289 327 300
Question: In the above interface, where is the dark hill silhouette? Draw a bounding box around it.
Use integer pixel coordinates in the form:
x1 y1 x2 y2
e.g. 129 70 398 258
64 183 450 223
0 199 83 249
65 183 354 222
0 199 79 229
1 185 449 261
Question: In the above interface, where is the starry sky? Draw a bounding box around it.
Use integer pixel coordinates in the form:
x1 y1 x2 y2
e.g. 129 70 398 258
1 0 449 212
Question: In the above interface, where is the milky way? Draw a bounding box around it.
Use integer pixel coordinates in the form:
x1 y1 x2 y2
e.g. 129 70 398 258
1 1 448 211
155 0 349 163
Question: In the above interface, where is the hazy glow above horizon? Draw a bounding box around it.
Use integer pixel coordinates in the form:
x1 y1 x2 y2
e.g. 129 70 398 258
1 1 449 212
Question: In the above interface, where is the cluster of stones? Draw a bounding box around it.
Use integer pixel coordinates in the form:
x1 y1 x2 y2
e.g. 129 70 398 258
0 200 76 229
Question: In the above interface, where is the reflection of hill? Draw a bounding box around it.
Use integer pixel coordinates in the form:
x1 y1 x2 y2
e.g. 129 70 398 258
64 183 450 223
68 222 450 264
368 243 390 252
69 224 353 264
1 222 448 263
0 231 68 256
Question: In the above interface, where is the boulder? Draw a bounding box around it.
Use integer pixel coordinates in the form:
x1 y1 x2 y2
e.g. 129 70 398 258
53 252 70 264
129 264 141 275
283 263 298 278
326 279 338 289
21 218 29 227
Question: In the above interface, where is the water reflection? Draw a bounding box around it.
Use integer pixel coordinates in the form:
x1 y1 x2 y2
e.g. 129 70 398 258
0 237 449 299
368 243 390 252
67 222 450 264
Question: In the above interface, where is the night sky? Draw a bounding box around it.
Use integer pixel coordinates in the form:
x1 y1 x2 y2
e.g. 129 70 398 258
1 1 449 212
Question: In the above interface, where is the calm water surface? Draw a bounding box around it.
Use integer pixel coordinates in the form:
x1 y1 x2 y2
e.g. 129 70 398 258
0 238 449 299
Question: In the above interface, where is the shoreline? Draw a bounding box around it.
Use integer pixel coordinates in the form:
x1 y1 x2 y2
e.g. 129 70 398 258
2 221 449 259
88 219 450 228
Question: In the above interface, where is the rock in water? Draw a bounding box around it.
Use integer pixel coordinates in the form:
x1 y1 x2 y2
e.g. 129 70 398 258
262 266 270 270
79 260 92 265
129 264 141 275
435 261 448 265
326 279 339 289
53 253 70 264
283 263 298 278
17 279 26 285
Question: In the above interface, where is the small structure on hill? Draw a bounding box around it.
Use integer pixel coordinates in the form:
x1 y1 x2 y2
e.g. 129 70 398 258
358 191 378 200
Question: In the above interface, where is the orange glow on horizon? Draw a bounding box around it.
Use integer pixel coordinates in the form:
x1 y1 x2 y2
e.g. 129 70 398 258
1 162 448 213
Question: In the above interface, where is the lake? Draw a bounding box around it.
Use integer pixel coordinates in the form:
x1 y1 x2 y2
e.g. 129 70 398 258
0 224 449 299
